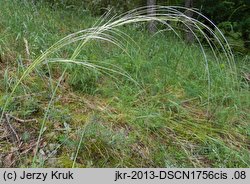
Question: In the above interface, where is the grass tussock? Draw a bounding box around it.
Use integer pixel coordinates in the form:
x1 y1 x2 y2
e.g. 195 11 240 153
0 0 249 168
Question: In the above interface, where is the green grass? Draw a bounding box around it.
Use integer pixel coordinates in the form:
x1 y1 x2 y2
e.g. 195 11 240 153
0 0 249 168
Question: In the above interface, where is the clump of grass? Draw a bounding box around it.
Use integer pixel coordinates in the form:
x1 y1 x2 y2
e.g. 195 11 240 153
0 1 249 168
1 5 236 117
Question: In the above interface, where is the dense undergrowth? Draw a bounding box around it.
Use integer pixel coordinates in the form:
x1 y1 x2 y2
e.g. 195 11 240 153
0 0 249 167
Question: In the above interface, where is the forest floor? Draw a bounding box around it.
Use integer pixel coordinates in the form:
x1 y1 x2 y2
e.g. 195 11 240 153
0 0 249 167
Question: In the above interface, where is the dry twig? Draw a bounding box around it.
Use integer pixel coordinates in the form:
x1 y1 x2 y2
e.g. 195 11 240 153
1 112 38 144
